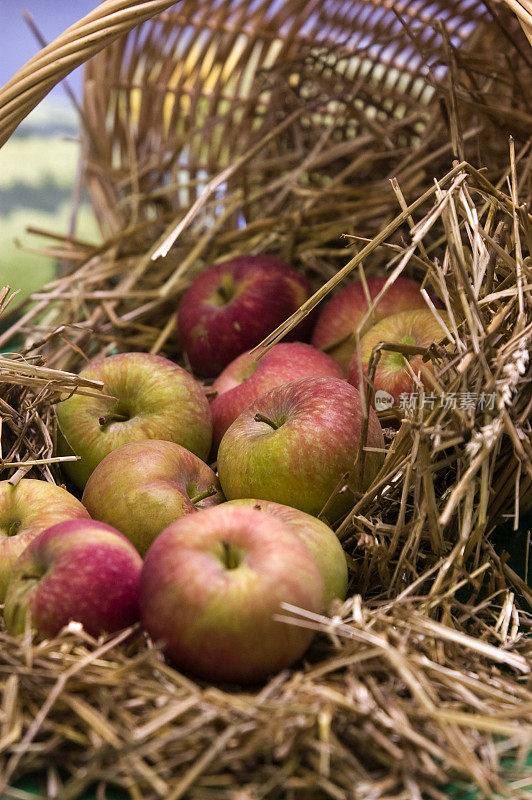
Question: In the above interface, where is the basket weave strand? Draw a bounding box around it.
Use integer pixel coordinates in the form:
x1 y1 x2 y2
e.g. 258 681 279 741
82 0 488 234
504 0 532 42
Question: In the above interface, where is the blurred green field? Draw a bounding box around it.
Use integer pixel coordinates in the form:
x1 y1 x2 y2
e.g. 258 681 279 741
0 103 100 301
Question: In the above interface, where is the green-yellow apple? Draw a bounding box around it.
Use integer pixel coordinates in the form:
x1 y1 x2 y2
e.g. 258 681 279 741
56 352 212 488
210 342 344 451
82 440 224 555
217 376 385 521
224 499 348 607
139 504 324 684
177 255 315 377
4 519 143 638
312 276 434 372
348 309 450 405
0 479 90 601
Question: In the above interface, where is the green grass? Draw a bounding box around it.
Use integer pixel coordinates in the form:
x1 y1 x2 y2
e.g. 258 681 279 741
1 200 100 300
0 104 100 301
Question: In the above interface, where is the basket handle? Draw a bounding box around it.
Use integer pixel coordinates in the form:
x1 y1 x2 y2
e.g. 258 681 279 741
0 0 178 148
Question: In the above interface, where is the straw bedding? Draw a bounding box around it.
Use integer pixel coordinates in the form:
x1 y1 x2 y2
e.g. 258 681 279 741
0 0 531 797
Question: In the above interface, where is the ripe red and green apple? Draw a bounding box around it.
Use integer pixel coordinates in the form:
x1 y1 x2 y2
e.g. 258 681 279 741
348 308 449 403
224 498 348 606
312 275 433 372
217 376 385 521
210 342 344 450
83 439 224 555
56 352 212 488
0 478 89 601
4 519 143 637
139 504 324 685
177 255 315 377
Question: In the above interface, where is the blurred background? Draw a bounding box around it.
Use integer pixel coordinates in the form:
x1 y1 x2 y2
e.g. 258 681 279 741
0 1 100 303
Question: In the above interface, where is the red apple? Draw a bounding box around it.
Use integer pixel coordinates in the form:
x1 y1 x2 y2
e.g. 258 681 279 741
0 479 90 601
217 376 385 521
56 352 212 488
210 342 344 451
311 275 434 372
224 499 348 607
347 308 450 405
177 255 314 377
139 504 324 684
82 440 224 555
3 519 143 638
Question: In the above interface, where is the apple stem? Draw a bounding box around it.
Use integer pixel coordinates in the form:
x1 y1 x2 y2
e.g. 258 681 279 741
7 520 21 537
189 486 218 505
99 412 129 426
20 572 42 581
217 274 234 304
222 541 241 570
253 412 279 430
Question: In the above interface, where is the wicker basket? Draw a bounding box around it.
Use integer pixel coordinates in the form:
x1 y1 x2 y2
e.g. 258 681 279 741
82 0 489 236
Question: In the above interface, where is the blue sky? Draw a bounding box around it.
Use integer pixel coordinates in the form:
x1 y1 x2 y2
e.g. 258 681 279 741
1 1 96 100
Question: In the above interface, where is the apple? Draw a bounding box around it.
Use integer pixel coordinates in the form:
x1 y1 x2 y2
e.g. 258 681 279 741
0 479 90 602
210 342 344 451
311 275 434 372
217 376 385 521
4 519 143 638
177 255 315 377
224 499 348 607
138 504 324 684
347 308 450 405
82 440 224 555
56 352 213 489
